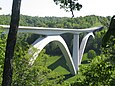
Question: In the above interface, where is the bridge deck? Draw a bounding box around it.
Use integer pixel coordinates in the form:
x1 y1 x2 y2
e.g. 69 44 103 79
0 25 103 35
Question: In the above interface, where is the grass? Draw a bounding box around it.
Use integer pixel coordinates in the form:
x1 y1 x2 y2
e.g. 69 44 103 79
44 53 90 81
33 49 90 81
46 55 74 80
47 55 70 75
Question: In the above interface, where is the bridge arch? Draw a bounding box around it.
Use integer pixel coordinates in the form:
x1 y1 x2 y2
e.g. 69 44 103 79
29 35 76 75
79 32 94 64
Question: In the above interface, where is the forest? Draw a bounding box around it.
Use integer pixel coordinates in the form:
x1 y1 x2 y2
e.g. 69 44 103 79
0 15 115 86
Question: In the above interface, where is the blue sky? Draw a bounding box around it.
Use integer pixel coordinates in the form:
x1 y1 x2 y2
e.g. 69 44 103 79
0 0 115 17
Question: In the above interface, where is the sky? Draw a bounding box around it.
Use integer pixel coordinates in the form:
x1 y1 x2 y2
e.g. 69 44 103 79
0 0 115 17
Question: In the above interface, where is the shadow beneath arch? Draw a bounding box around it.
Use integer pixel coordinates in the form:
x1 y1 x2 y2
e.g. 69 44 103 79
48 56 70 71
48 56 74 80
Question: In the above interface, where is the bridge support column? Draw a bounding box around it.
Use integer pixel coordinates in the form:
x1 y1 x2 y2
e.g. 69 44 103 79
73 34 80 72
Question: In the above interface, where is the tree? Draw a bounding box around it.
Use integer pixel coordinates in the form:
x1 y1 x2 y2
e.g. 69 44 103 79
2 0 22 86
87 50 96 59
54 0 82 17
102 15 115 47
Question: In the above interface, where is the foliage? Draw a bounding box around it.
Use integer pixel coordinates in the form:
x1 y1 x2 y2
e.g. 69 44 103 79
87 50 96 59
71 37 115 86
11 34 66 86
0 15 109 29
53 0 82 17
0 30 7 85
71 56 115 85
0 15 11 25
0 32 67 86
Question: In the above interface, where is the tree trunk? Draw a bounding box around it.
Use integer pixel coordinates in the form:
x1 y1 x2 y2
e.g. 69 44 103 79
2 0 21 86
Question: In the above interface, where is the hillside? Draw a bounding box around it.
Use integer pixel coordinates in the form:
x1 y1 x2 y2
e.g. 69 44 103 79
0 15 110 28
0 15 115 85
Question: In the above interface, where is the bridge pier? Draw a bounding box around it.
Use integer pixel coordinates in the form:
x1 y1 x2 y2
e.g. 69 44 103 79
72 34 80 72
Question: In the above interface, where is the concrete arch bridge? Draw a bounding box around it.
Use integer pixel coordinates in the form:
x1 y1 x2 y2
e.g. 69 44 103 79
0 25 103 75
